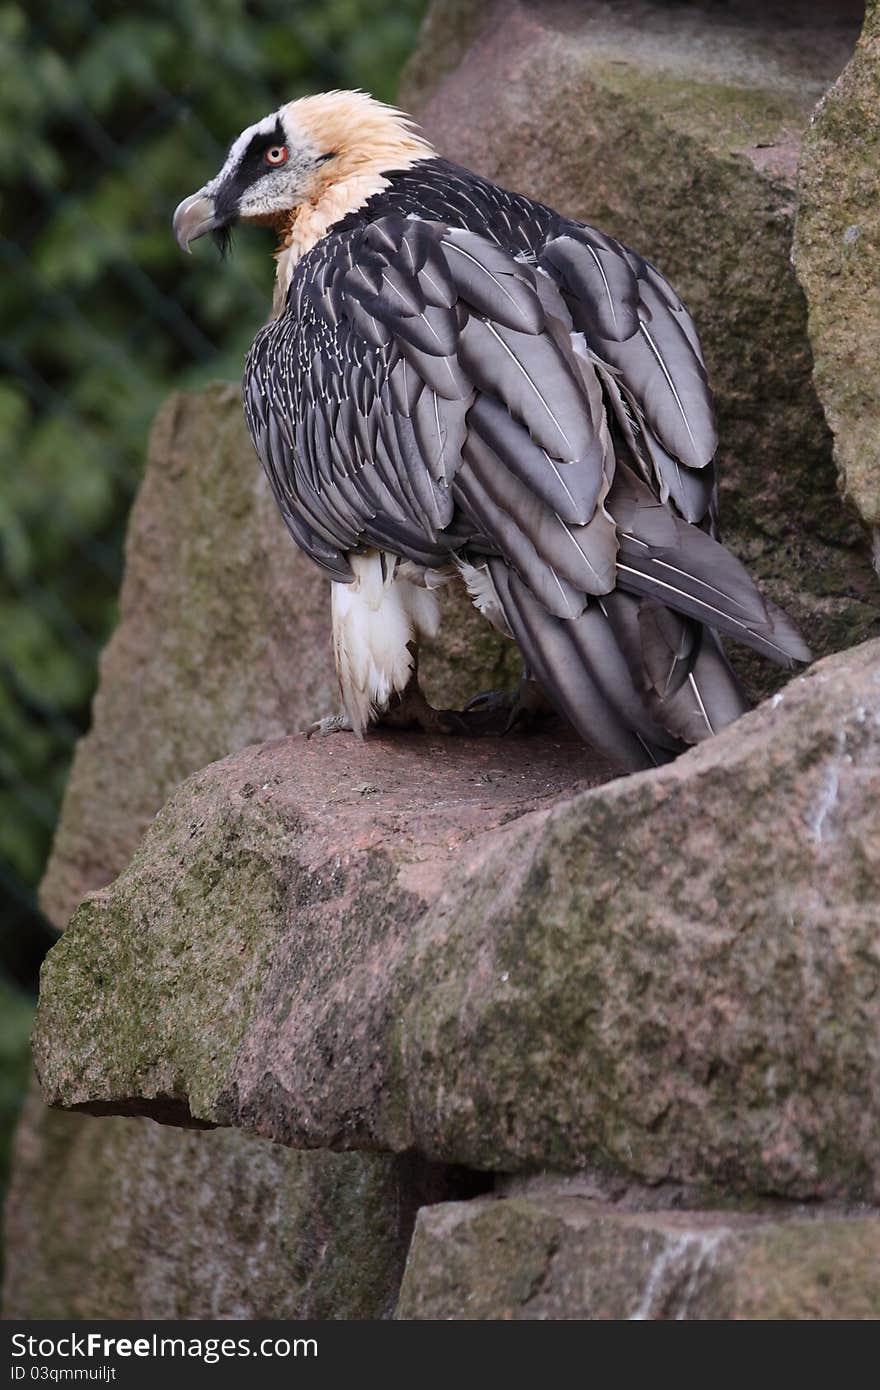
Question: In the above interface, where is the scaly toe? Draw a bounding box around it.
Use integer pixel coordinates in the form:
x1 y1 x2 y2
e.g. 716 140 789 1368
462 688 516 718
459 679 555 737
303 712 353 740
435 701 515 737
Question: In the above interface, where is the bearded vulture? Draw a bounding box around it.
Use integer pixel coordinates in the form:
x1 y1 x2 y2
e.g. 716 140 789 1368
173 90 809 771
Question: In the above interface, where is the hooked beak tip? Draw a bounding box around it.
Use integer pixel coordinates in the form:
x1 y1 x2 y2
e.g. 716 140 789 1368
172 191 218 254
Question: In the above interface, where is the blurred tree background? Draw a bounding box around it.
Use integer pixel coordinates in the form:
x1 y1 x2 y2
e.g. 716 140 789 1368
0 0 427 1233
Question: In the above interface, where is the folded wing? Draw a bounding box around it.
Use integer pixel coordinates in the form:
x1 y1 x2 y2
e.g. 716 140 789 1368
243 210 809 768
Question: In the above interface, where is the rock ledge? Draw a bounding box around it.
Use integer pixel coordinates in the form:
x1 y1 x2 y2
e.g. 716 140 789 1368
35 639 880 1201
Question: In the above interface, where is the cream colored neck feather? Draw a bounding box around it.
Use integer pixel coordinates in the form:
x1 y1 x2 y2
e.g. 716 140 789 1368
269 92 434 317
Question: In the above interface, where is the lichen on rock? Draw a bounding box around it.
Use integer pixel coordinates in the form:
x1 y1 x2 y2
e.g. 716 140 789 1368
795 0 880 559
33 640 880 1203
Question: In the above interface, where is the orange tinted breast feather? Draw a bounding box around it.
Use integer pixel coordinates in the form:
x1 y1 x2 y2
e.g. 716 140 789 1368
268 91 435 314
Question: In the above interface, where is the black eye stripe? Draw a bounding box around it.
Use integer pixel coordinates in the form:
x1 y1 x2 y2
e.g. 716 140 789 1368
241 121 287 169
214 120 289 217
213 120 326 221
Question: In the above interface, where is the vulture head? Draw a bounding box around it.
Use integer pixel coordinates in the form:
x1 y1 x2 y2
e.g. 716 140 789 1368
172 90 432 256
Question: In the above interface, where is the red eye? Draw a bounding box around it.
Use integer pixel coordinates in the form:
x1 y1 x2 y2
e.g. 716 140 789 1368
264 145 288 166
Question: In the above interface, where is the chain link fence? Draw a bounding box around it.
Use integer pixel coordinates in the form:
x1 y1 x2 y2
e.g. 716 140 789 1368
0 0 427 1198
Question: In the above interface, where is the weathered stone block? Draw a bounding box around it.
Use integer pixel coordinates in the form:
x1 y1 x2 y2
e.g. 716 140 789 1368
396 1190 880 1320
34 638 880 1201
795 1 880 552
4 1080 429 1321
5 387 503 1319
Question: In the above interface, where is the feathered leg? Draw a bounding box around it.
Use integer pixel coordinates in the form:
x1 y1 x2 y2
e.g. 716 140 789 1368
306 550 533 739
305 641 538 738
377 642 463 733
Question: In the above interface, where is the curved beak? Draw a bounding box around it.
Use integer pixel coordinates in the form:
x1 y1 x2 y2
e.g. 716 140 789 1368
172 191 220 253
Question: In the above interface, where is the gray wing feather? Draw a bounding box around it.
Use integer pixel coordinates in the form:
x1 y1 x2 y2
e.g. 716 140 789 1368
601 590 749 743
636 599 695 699
599 300 716 470
674 632 751 740
541 231 640 343
395 337 472 399
454 462 587 619
611 465 811 667
486 559 672 772
460 430 617 597
390 410 455 533
387 355 424 416
643 430 716 525
568 602 684 750
441 229 545 333
410 384 470 488
457 315 596 459
468 392 605 526
636 254 705 360
541 226 717 518
340 295 392 350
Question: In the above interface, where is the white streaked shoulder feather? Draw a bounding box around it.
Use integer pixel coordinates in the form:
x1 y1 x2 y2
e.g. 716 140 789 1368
457 559 512 637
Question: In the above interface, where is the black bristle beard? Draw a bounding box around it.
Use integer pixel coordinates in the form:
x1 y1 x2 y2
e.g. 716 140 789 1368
213 225 234 258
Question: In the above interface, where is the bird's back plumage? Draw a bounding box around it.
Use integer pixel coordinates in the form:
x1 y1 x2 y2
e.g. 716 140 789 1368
243 155 809 769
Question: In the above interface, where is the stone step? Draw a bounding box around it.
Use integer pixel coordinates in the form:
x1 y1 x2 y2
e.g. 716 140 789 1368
397 1189 880 1320
33 636 880 1201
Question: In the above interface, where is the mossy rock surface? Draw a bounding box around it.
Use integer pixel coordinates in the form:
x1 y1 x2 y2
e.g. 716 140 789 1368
397 1190 880 1320
34 639 880 1202
795 0 880 539
3 1077 434 1320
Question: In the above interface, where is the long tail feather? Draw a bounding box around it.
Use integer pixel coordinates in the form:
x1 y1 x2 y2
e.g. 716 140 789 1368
675 630 750 740
487 559 676 772
601 591 750 744
610 463 812 667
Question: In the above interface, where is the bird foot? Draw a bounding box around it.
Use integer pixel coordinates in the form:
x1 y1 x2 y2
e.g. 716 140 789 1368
378 682 474 735
380 675 552 737
462 677 553 735
303 712 353 739
302 679 553 741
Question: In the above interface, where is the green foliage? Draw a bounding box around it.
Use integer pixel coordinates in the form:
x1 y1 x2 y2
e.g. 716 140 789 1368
0 0 427 932
0 977 32 1279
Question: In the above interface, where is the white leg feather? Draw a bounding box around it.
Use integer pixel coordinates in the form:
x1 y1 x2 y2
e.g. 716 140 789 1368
331 550 441 735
